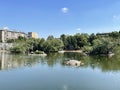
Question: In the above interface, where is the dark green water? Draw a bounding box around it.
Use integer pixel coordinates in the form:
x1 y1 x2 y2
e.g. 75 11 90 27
0 52 120 90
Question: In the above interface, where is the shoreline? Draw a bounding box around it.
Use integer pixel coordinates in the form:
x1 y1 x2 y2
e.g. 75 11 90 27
58 50 82 53
28 53 47 56
0 50 10 53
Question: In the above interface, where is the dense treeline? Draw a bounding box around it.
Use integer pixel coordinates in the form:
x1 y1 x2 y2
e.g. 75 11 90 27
9 36 64 53
9 31 120 55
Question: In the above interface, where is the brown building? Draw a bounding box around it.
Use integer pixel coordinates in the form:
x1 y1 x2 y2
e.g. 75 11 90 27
28 32 38 38
0 28 27 42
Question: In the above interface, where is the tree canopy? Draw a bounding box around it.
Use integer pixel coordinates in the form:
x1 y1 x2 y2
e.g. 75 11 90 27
9 31 120 55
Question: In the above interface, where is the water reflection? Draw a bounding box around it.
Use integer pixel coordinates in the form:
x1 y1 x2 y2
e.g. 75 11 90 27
88 55 120 72
0 52 46 70
45 53 64 67
0 52 120 72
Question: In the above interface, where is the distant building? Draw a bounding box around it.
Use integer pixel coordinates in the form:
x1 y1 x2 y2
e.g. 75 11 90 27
0 27 27 42
28 32 38 38
96 33 110 36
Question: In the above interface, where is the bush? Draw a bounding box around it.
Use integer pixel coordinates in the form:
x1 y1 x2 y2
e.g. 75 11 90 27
90 39 116 55
82 46 93 53
10 47 24 53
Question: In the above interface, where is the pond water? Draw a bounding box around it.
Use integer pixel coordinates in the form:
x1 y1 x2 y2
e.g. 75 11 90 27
0 52 120 90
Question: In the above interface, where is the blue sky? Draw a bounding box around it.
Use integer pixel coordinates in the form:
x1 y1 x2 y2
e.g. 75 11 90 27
0 0 120 38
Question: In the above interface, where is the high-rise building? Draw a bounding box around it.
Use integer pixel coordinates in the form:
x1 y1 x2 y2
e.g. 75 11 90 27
28 32 38 38
0 27 27 42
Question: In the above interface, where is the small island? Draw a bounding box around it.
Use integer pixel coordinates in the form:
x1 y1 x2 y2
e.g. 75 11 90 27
63 60 84 67
28 50 47 56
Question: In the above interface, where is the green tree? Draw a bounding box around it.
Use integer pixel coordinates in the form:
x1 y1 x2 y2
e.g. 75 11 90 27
75 33 89 48
66 36 77 50
109 31 120 39
60 34 68 49
90 38 116 55
89 33 97 45
43 38 64 53
47 35 54 40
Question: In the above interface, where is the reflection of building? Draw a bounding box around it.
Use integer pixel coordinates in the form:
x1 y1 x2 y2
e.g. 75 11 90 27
0 43 13 50
0 27 27 42
0 52 22 70
0 52 12 70
0 52 24 70
28 32 38 38
0 53 41 70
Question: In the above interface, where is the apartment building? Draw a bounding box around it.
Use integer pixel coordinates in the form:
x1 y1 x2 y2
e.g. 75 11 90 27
28 32 38 38
0 28 27 42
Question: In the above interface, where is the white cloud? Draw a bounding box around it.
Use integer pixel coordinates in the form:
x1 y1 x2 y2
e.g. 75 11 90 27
61 7 69 13
113 15 120 20
76 28 81 31
3 26 9 30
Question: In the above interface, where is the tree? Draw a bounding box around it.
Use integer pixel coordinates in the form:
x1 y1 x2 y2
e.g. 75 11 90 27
65 36 77 50
47 35 54 40
38 38 45 51
60 34 68 49
75 33 89 48
90 38 116 55
43 38 64 53
109 31 120 39
89 33 97 45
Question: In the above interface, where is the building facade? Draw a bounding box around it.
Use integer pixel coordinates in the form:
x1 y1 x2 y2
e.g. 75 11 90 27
28 32 38 38
0 29 27 42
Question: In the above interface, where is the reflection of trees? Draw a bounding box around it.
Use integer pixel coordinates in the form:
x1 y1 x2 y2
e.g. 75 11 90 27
63 52 83 60
61 52 120 72
1 52 120 72
45 52 86 67
83 55 120 72
98 55 120 72
45 53 64 67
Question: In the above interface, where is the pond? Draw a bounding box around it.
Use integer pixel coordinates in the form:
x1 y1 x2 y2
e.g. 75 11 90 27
0 52 120 90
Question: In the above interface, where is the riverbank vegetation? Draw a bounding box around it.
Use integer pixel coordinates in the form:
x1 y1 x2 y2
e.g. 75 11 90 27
9 31 120 55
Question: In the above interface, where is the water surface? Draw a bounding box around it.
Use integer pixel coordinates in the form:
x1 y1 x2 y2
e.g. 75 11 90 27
0 52 120 90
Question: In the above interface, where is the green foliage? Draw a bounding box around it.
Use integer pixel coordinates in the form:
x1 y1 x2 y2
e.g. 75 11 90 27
66 36 77 50
18 36 27 41
92 39 102 47
47 35 54 40
43 38 64 52
90 38 116 55
89 33 97 45
10 46 25 53
9 31 120 55
60 33 89 50
60 34 68 49
109 31 120 39
7 36 27 43
75 33 89 48
82 46 93 53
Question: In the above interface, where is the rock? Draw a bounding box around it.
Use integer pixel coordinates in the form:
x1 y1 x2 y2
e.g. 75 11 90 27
30 51 34 54
63 60 84 67
108 53 114 57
